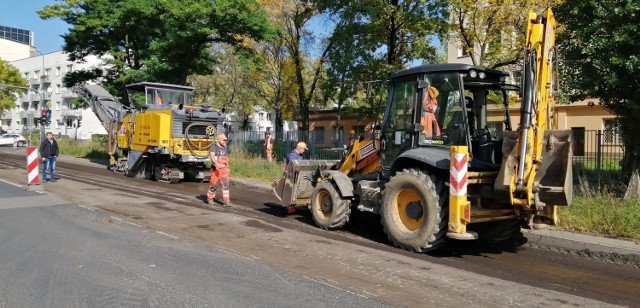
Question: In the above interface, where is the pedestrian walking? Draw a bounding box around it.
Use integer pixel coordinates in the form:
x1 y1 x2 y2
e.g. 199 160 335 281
207 134 231 206
264 131 274 162
283 141 307 214
39 132 59 182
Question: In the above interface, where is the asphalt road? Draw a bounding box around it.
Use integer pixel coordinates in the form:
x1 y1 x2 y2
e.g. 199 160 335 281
0 149 638 307
0 180 387 307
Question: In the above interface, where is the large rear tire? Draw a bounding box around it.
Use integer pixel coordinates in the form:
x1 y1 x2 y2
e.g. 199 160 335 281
474 219 525 245
310 182 351 230
381 169 448 252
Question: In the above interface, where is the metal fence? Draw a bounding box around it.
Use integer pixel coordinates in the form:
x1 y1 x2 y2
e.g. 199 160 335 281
228 130 351 161
228 128 626 180
572 129 625 185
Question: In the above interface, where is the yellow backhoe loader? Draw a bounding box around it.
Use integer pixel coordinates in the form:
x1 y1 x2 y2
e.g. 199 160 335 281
274 8 571 251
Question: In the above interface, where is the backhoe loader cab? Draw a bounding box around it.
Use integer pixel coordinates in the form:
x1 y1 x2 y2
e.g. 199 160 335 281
382 64 513 172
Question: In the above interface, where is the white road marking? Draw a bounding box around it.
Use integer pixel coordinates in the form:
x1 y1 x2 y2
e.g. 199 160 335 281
155 231 179 239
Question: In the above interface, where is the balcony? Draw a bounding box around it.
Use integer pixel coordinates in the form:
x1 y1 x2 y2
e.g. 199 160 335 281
61 90 77 98
0 112 13 120
40 75 51 84
60 109 82 117
19 110 37 118
30 77 40 85
29 93 40 101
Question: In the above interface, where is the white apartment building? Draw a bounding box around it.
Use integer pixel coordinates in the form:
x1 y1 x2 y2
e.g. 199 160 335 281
225 107 297 133
1 51 107 139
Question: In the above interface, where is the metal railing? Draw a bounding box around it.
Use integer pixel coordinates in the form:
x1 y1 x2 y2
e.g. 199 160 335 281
572 129 625 186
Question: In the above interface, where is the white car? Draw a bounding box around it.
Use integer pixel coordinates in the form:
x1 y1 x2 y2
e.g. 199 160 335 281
0 134 27 147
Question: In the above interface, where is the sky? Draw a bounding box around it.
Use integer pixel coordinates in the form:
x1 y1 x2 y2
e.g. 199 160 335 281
0 0 68 54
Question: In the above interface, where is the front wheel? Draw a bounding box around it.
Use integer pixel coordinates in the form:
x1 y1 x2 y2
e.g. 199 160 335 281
380 169 448 252
17 141 26 147
310 182 351 230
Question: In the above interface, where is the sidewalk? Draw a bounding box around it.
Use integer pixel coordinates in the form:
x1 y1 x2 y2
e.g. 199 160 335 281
231 176 640 268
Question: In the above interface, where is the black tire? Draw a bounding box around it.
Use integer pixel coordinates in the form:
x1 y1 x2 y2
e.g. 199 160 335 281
310 181 351 230
380 169 448 252
17 141 26 147
474 219 525 245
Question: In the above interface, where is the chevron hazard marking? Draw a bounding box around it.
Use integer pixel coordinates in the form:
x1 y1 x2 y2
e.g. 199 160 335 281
450 153 467 196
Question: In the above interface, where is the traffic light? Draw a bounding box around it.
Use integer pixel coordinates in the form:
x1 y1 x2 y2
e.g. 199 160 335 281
46 109 51 125
40 114 46 125
34 118 39 127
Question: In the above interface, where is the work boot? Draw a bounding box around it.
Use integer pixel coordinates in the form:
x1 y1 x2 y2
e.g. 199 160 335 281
221 199 232 207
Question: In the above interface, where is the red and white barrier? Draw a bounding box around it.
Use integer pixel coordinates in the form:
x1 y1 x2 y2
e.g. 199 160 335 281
450 152 468 196
27 147 39 185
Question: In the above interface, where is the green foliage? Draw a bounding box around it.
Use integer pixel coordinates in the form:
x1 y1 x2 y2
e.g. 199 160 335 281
39 0 277 99
449 0 557 69
317 0 448 123
228 146 285 183
558 193 640 241
56 138 109 160
0 59 28 116
555 1 640 177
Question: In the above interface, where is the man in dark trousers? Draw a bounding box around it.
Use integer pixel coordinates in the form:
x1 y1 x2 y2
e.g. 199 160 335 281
207 134 231 206
39 132 59 182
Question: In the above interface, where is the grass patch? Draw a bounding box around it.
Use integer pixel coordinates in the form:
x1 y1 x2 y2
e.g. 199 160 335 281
228 146 284 183
56 138 109 160
558 193 640 241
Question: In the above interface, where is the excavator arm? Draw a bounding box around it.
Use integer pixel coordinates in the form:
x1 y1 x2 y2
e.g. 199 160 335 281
496 8 573 226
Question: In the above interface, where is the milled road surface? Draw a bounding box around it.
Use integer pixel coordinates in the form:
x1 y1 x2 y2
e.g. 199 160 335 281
1 149 639 307
0 181 387 307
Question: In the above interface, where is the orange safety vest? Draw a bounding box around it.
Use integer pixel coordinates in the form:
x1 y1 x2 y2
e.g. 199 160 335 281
421 86 441 139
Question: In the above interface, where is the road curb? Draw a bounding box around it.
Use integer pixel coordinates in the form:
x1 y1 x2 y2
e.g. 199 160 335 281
523 229 640 268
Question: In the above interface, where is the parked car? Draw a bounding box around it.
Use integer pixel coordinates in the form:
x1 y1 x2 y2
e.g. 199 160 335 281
0 134 27 147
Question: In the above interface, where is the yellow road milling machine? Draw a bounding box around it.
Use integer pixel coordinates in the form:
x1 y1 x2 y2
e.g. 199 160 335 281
76 82 226 183
274 8 572 251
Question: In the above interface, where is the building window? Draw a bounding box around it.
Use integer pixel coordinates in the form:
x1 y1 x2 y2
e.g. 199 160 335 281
603 119 622 144
44 68 50 76
56 84 61 94
313 126 325 145
457 44 472 58
259 112 265 121
55 67 60 76
267 113 272 121
66 64 73 73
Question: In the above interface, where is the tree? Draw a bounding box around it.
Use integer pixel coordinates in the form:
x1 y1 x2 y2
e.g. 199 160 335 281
188 45 262 130
448 0 557 69
317 0 449 123
38 0 276 101
249 40 298 138
554 0 640 179
0 60 28 117
283 0 333 137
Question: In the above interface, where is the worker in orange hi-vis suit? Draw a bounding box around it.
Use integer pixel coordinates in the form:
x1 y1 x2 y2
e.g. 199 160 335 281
420 86 441 139
264 131 274 162
207 134 231 206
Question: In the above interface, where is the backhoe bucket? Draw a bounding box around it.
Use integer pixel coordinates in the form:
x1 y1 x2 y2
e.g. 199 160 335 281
271 160 339 206
495 130 573 206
